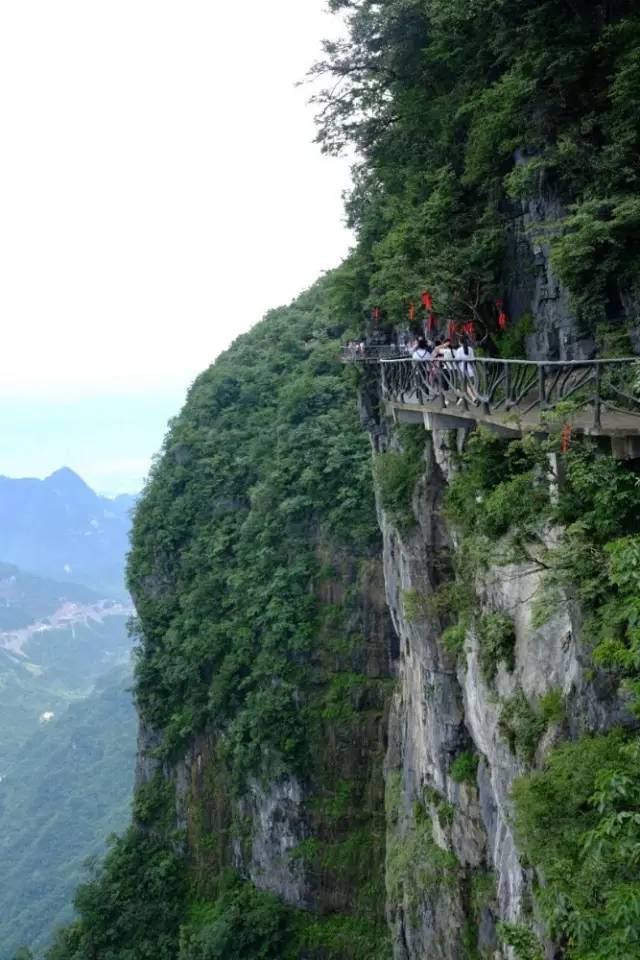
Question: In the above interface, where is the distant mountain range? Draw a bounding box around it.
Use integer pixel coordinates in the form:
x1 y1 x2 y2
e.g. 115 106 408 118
0 467 136 596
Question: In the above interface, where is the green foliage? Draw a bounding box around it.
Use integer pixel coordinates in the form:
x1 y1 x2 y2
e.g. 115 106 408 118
0 667 136 958
127 266 381 779
477 612 516 684
386 779 459 927
512 732 640 959
551 196 640 320
441 621 467 654
539 689 565 726
299 914 390 960
450 751 479 785
178 875 390 960
498 691 546 765
133 773 176 833
314 0 640 327
46 828 187 960
497 923 543 960
374 426 425 534
444 431 550 549
495 315 535 360
401 587 430 623
178 880 294 960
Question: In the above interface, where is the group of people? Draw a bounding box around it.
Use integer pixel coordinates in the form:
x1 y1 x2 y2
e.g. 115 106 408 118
410 334 477 404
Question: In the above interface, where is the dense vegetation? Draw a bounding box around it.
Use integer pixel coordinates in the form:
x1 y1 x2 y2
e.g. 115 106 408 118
0 604 131 772
45 271 390 959
312 0 640 329
128 272 380 775
0 667 135 959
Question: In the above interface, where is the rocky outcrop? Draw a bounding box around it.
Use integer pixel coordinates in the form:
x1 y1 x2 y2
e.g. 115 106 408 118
364 381 632 959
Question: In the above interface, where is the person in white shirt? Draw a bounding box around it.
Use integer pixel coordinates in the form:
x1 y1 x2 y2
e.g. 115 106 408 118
434 337 455 392
454 335 477 404
411 337 431 361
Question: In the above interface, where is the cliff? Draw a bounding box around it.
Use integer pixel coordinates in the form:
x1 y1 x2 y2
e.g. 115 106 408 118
46 257 640 960
43 2 640 958
362 381 639 959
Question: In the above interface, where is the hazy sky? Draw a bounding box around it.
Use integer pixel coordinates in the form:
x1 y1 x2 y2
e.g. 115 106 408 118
0 1 351 492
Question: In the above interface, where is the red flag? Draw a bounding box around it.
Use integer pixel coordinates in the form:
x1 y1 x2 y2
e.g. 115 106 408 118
421 291 433 310
496 299 508 331
463 321 475 338
372 306 380 325
409 302 415 322
448 320 457 341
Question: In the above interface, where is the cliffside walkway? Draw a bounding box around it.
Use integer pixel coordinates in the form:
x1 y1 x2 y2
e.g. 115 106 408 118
341 348 640 457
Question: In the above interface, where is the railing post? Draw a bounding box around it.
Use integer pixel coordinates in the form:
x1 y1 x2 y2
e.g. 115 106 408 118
538 365 547 409
437 364 446 409
411 360 422 402
504 364 511 408
594 364 602 429
416 363 424 405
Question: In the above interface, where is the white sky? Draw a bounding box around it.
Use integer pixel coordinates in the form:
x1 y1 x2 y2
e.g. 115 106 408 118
0 2 352 490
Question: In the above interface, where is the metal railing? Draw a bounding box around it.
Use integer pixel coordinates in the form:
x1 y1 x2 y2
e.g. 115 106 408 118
377 357 640 430
340 345 411 362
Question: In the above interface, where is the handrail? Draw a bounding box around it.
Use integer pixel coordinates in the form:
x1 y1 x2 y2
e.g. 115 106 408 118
364 355 640 433
379 355 640 368
340 345 411 361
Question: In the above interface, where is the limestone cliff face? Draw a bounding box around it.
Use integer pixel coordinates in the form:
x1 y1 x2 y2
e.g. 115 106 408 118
504 182 640 363
365 403 633 960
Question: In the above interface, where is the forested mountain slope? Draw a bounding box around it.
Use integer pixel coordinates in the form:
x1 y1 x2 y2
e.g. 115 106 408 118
42 3 640 960
0 563 131 770
0 667 136 959
0 479 135 958
46 271 393 960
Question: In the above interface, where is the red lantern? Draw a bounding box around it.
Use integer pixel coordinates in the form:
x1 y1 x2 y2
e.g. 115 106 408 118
372 306 380 325
421 290 433 310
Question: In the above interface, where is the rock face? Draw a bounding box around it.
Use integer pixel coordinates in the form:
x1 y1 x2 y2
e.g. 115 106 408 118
365 386 633 959
133 369 631 959
505 181 637 362
131 231 637 957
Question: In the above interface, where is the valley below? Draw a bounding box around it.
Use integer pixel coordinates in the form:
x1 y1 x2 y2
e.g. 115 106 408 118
0 472 138 958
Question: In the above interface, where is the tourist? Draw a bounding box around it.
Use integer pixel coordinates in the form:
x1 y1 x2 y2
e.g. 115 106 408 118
412 337 431 361
436 338 455 392
455 334 477 404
